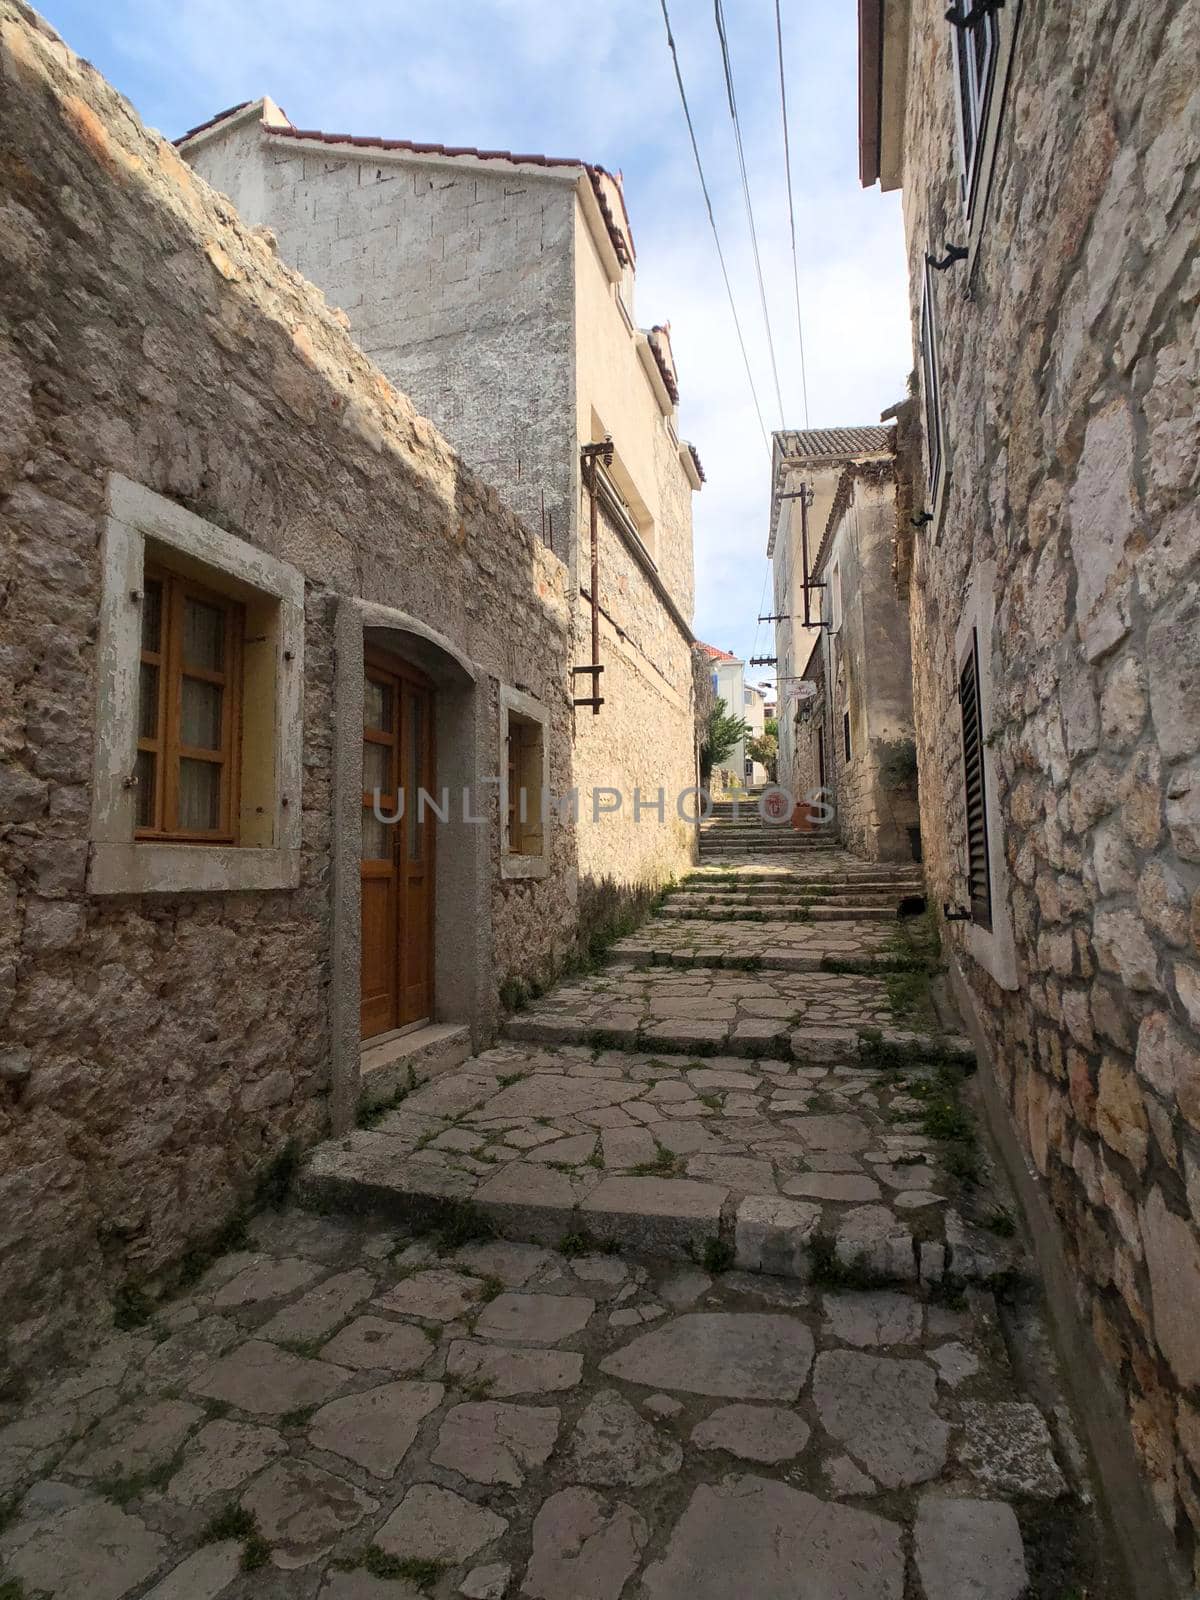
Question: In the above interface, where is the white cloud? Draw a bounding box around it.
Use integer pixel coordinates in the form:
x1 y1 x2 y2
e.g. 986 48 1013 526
43 0 914 672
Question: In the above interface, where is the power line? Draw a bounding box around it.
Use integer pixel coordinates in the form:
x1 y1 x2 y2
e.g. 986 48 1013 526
714 0 786 429
657 0 771 454
775 0 811 428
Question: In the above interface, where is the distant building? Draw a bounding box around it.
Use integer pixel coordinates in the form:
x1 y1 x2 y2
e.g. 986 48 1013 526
697 643 756 787
767 427 893 795
790 450 920 862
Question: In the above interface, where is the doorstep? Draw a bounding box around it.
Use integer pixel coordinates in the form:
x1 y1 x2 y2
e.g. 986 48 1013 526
359 1020 472 1108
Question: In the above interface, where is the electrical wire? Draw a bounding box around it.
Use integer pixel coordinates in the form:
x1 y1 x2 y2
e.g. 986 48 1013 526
713 0 786 429
657 0 771 454
775 0 811 428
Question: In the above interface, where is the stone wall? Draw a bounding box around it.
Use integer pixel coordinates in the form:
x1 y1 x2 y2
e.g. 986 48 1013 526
824 467 919 863
896 0 1200 1573
186 117 578 563
0 2 575 1380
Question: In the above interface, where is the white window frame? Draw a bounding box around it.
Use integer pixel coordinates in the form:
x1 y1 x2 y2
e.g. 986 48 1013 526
829 561 843 633
920 260 946 518
88 474 304 895
499 686 551 880
950 1 1000 221
952 1 1025 274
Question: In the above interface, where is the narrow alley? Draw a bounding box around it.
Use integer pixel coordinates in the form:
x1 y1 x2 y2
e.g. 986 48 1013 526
0 808 1120 1597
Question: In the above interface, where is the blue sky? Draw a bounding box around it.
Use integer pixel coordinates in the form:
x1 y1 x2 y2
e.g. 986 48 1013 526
40 0 913 691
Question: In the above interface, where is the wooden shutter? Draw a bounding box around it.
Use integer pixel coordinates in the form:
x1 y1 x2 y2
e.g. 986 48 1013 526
958 629 992 929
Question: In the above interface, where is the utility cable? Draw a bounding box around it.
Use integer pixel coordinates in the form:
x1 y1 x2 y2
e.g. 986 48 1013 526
658 0 771 454
775 0 811 428
714 0 786 428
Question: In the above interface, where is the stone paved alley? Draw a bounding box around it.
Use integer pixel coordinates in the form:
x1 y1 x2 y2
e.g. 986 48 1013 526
0 826 1122 1597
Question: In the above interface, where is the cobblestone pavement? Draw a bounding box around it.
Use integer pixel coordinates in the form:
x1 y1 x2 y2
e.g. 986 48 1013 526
0 844 1115 1597
302 1041 1011 1286
0 1208 1110 1600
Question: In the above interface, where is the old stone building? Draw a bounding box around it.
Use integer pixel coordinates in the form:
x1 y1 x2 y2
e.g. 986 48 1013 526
0 0 700 1380
767 426 893 797
788 451 920 862
179 101 702 910
861 0 1200 1578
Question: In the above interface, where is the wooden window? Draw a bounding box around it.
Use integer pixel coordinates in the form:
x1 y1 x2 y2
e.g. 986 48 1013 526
951 1 999 218
843 709 852 764
135 568 243 842
920 261 944 502
959 628 993 929
505 713 545 857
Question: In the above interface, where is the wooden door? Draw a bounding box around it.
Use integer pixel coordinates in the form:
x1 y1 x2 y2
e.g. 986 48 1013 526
360 652 435 1040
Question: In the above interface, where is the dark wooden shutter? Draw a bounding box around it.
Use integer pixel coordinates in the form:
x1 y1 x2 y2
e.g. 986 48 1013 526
958 629 992 929
843 710 852 764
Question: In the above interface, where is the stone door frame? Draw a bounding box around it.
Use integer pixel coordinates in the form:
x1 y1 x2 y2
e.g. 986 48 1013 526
329 597 493 1132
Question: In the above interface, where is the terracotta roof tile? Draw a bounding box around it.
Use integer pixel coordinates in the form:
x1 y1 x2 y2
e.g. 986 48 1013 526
773 425 892 462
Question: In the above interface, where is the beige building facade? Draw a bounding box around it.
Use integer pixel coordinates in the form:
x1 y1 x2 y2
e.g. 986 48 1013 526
180 102 703 913
862 0 1200 1578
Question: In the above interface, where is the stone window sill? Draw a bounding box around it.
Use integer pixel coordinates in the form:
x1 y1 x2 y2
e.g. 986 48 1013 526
88 842 301 896
500 852 550 881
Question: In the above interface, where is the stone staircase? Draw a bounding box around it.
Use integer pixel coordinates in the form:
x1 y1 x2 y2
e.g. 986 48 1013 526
300 839 1017 1291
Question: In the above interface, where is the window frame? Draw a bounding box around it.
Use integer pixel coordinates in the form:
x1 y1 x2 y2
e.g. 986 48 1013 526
951 2 1000 222
136 566 244 844
920 260 945 511
89 474 304 896
499 686 551 880
843 708 853 765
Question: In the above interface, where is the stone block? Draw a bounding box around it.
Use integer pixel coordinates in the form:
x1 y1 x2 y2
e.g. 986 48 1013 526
733 1194 820 1276
580 1176 725 1258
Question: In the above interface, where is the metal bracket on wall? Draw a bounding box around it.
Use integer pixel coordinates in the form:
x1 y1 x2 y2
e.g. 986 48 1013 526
910 511 934 528
571 662 605 711
925 243 968 271
945 0 1003 27
943 902 972 922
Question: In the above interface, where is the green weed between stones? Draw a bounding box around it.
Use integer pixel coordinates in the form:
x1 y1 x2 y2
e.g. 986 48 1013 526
808 1233 885 1291
96 1452 180 1507
558 1227 618 1258
984 1207 1017 1238
0 1581 25 1600
279 1404 318 1430
434 1201 496 1255
700 1237 734 1273
200 1503 269 1570
356 1065 422 1129
631 1144 683 1178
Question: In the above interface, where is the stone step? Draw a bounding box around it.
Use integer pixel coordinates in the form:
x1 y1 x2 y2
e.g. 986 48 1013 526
298 1037 1006 1288
657 903 898 924
699 842 840 856
678 874 920 889
672 896 908 908
607 947 893 973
